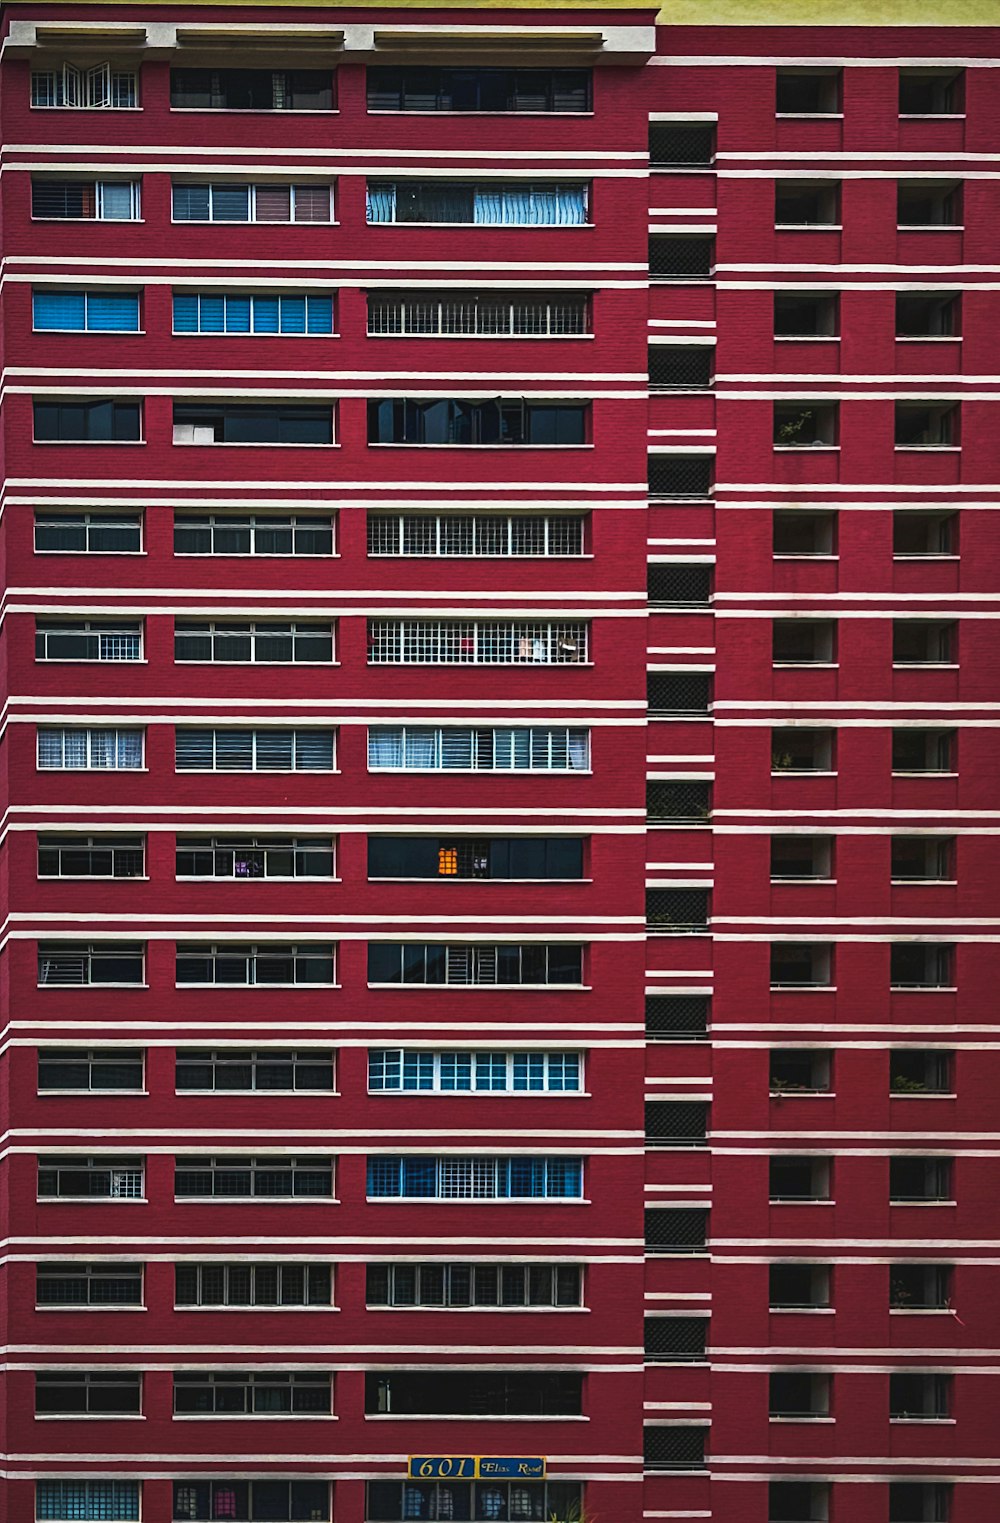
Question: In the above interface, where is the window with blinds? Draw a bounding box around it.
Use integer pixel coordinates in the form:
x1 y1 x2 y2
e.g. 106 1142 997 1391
366 181 589 225
367 1482 582 1523
171 1482 328 1522
367 726 589 772
33 289 141 331
32 179 141 219
175 729 334 772
172 182 332 222
37 728 143 770
173 292 333 334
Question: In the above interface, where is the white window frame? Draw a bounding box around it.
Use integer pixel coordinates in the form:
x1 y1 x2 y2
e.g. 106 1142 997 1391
172 181 333 223
36 728 144 770
173 620 334 665
31 63 139 109
175 1047 335 1092
174 1261 333 1308
35 621 143 662
368 619 588 665
35 1261 145 1309
366 725 590 773
368 1048 582 1094
367 511 585 558
33 511 143 554
174 728 335 773
173 511 334 556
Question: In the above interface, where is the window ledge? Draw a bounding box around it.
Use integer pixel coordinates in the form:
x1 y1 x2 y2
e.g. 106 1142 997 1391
770 1306 834 1314
890 986 957 993
37 768 149 775
769 1198 835 1206
370 1090 585 1099
36 1304 147 1311
173 1414 338 1421
896 335 962 343
366 983 589 992
177 661 338 669
173 442 339 450
773 554 839 562
890 878 956 885
889 1307 954 1315
33 439 145 446
897 224 964 231
769 1089 835 1098
775 112 844 119
775 224 842 231
893 445 961 453
175 332 340 340
38 876 150 883
175 1197 339 1205
368 110 595 118
772 662 838 669
771 770 836 778
36 1414 145 1422
889 1200 956 1207
890 1092 956 1100
365 1413 588 1421
31 218 144 225
368 443 593 451
34 550 147 557
34 327 144 336
890 1417 955 1425
37 984 148 991
769 984 835 992
37 1197 148 1204
366 1304 586 1312
368 333 594 341
893 554 959 562
770 877 836 885
176 984 339 991
899 112 965 120
177 1304 339 1311
773 445 840 453
366 1197 589 1206
769 1415 834 1423
171 108 339 115
367 222 593 230
892 663 959 670
38 1089 148 1096
179 877 339 885
172 220 339 229
176 770 339 776
774 335 839 343
178 1089 340 1097
891 771 957 778
37 658 148 666
369 769 592 777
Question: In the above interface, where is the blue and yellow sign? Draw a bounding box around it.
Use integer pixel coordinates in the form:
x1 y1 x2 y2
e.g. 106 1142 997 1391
408 1458 546 1480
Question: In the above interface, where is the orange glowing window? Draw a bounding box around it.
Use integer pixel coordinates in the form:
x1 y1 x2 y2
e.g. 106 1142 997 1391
438 847 458 876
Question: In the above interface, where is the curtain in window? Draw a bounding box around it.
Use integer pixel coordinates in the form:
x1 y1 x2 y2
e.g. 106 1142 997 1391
366 183 397 223
474 185 587 226
368 729 404 768
97 182 137 220
116 731 143 767
37 730 67 768
568 731 589 769
404 730 439 768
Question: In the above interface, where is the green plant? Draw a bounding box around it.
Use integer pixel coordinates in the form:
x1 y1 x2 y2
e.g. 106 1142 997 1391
776 408 816 445
891 1074 929 1092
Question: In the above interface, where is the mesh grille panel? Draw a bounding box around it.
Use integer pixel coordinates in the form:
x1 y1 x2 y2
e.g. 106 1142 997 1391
649 236 714 279
648 455 713 498
646 782 711 823
649 123 716 166
649 347 713 390
647 674 712 713
644 1426 707 1468
648 564 712 604
644 1316 708 1358
644 1207 708 1251
645 1100 708 1143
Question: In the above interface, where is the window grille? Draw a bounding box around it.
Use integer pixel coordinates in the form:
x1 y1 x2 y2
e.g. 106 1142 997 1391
171 1482 329 1522
175 728 334 772
173 292 333 335
37 943 144 985
367 512 585 557
35 512 142 554
645 1101 709 1145
643 1426 707 1470
645 995 710 1039
174 514 333 556
368 1049 581 1093
175 1263 331 1307
367 726 589 772
31 179 140 220
366 1481 582 1523
36 1481 140 1521
38 1047 144 1092
35 622 142 661
175 1156 334 1198
366 1262 582 1308
648 454 714 498
367 291 589 336
38 1156 144 1199
367 942 583 986
175 943 335 986
366 181 588 226
175 1048 334 1091
644 1316 707 1359
176 837 334 879
366 1155 583 1200
174 621 333 664
648 236 714 280
171 182 332 223
367 619 588 665
644 1207 708 1252
649 122 715 166
32 65 138 109
649 346 713 390
36 1262 143 1306
647 564 712 604
646 889 710 932
648 674 712 714
646 782 711 825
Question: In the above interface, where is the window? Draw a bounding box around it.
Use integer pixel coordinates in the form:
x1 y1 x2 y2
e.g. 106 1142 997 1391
174 514 333 556
645 994 710 1041
38 1048 144 1092
898 181 962 227
172 182 332 222
170 68 333 110
175 1263 332 1307
38 1155 144 1199
367 1482 582 1523
899 68 964 115
774 291 839 338
366 181 588 225
890 1264 952 1310
896 292 960 338
176 837 334 879
895 403 959 447
648 454 713 498
35 511 142 554
33 399 142 442
769 1264 831 1308
175 728 333 772
890 1050 953 1095
647 673 712 714
38 835 145 878
33 290 140 332
891 836 955 882
769 1482 829 1522
644 1207 708 1253
644 1316 707 1361
772 619 836 664
369 620 586 665
769 1371 830 1417
889 1156 953 1203
173 403 333 445
366 1263 583 1308
36 1370 142 1416
31 64 138 109
38 943 145 986
770 1050 832 1093
36 621 142 662
176 1049 334 1092
175 621 333 663
773 509 837 556
37 1481 140 1521
367 290 589 338
645 1101 708 1146
649 235 714 280
646 889 710 933
175 944 335 986
367 66 591 113
369 1049 581 1093
367 1155 583 1200
894 620 956 666
772 728 835 773
890 944 954 989
368 398 587 446
368 943 584 987
368 512 585 557
775 181 840 226
774 402 838 447
648 120 715 166
890 1373 951 1420
770 837 833 880
172 1482 329 1522
37 1261 143 1307
366 1370 581 1415
31 179 140 219
643 1426 707 1471
646 782 712 825
647 565 712 606
892 729 955 774
173 291 333 335
775 68 841 114
648 346 713 391
367 726 589 772
893 511 957 557
889 1483 952 1522
175 1156 333 1198
368 836 583 881
173 1371 331 1415
769 1157 831 1202
770 943 833 988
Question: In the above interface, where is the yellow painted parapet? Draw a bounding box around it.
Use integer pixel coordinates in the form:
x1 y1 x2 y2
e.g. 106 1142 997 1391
659 0 1000 21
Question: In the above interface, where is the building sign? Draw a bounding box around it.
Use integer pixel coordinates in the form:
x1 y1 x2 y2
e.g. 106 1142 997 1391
408 1458 546 1480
